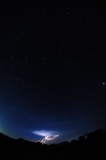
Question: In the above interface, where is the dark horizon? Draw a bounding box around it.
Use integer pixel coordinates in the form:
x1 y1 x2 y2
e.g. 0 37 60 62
0 2 106 144
0 128 105 144
0 128 106 159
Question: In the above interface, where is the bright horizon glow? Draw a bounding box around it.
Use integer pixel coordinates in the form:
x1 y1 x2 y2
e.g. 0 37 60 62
32 130 57 137
41 134 59 143
32 130 59 143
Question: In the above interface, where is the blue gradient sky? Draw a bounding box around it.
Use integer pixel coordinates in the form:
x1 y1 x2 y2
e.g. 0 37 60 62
0 2 106 143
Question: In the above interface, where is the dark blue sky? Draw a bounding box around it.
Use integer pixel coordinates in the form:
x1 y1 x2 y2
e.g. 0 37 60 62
0 2 106 143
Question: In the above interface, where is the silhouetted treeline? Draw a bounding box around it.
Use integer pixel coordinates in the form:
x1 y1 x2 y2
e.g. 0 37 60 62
0 129 106 158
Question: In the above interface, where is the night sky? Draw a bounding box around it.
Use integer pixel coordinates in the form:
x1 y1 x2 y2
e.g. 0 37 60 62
0 2 106 144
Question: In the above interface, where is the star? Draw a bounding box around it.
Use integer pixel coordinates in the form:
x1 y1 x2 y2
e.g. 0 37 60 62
43 56 47 64
24 58 29 62
66 11 71 16
97 108 100 112
63 112 67 116
17 78 20 81
10 55 14 59
102 82 106 86
68 61 71 65
17 77 21 81
43 56 47 61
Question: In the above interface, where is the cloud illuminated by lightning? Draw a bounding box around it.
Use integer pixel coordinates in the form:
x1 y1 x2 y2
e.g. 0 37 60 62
32 130 59 143
41 134 59 143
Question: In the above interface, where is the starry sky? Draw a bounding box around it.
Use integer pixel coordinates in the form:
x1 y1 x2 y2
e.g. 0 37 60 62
0 2 106 143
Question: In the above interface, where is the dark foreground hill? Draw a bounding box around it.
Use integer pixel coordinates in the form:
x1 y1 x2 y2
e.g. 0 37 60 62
0 129 106 158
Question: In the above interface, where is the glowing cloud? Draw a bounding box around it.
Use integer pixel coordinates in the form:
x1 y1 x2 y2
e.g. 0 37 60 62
41 134 59 143
32 130 59 143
